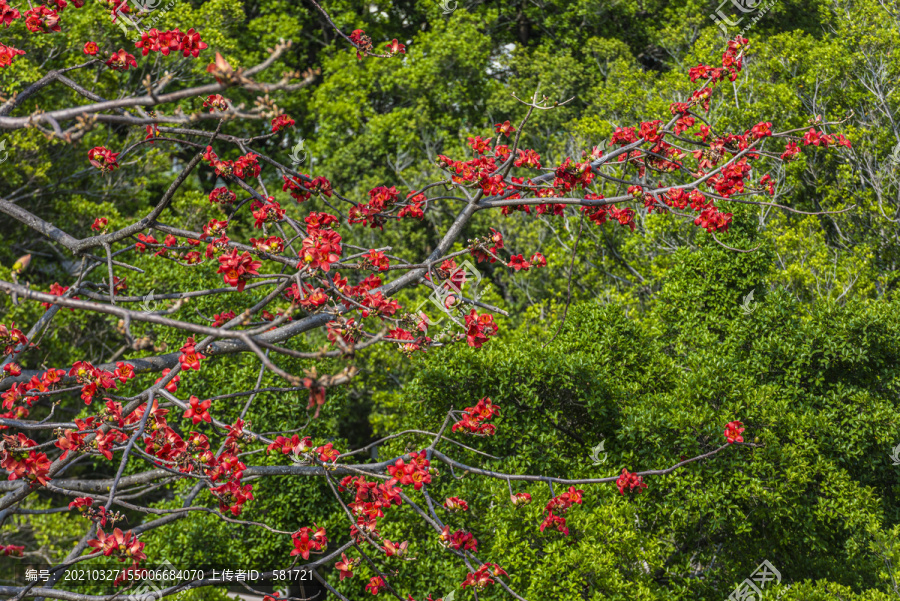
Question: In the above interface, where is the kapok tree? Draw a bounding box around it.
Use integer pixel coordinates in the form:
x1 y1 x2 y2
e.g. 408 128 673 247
0 1 854 598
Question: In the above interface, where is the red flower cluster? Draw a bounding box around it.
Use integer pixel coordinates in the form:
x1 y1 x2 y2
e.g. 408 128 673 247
135 28 207 57
326 316 357 347
387 327 432 354
217 249 261 292
472 227 503 263
437 152 509 197
349 29 373 60
508 252 547 272
105 49 137 71
340 473 405 543
41 282 78 311
87 527 146 576
440 526 478 552
24 5 60 33
0 322 29 355
462 563 508 589
464 310 498 349
314 442 339 462
210 479 255 516
250 235 284 254
553 157 594 192
452 397 499 435
3 362 21 377
266 434 313 456
69 360 128 405
616 468 647 495
203 94 229 112
510 492 532 506
271 114 295 132
281 174 332 203
365 249 390 271
1 544 24 556
349 185 401 229
724 420 745 444
290 524 328 560
357 290 401 319
0 43 25 68
0 433 51 486
0 1 21 28
202 146 261 180
387 451 432 490
208 187 236 204
540 486 583 536
69 496 109 526
251 198 285 229
88 146 120 171
299 214 342 272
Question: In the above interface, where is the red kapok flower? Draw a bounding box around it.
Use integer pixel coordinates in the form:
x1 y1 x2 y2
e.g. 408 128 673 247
385 38 405 55
271 114 295 133
494 120 516 137
0 2 21 28
83 41 98 55
0 44 26 69
216 249 261 292
616 469 647 495
24 5 60 33
105 48 137 71
365 576 385 595
335 552 355 580
510 492 532 506
443 496 468 512
178 336 206 371
183 396 212 425
724 420 745 444
203 94 229 112
88 146 119 172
